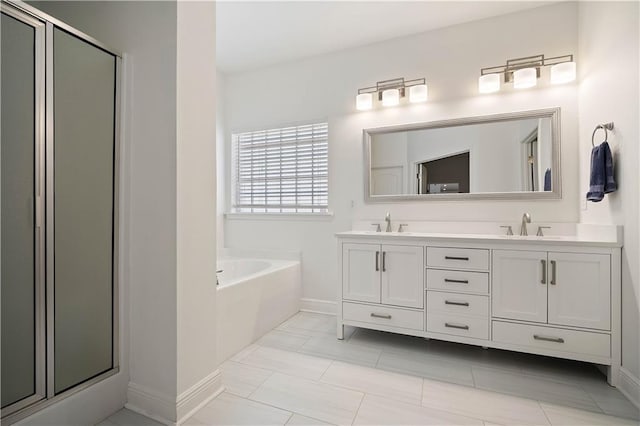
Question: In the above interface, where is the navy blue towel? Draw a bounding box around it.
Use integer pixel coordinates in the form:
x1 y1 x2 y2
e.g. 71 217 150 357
586 141 617 202
544 168 551 191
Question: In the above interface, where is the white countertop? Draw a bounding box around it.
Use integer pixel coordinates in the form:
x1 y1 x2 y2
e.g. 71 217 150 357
336 227 623 248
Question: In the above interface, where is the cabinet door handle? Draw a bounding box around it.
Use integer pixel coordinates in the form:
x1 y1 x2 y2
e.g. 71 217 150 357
444 278 469 284
445 322 469 330
445 300 470 307
541 259 547 284
382 251 386 272
371 313 392 319
550 260 557 285
445 256 469 261
375 251 379 271
533 334 564 343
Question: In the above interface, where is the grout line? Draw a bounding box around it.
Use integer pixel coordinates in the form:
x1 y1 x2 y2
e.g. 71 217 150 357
246 370 360 425
245 370 276 400
283 411 294 425
230 392 294 420
350 391 366 426
538 401 554 426
318 360 335 381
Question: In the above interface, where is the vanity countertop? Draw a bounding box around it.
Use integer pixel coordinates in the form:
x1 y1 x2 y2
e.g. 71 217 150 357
335 230 623 248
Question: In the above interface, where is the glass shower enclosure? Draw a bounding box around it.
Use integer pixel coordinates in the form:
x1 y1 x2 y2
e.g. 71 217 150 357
1 1 120 422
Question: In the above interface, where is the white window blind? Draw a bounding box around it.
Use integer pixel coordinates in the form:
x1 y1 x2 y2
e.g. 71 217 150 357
232 122 328 213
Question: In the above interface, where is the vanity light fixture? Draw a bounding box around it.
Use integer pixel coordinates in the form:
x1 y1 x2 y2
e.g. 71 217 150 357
356 77 427 110
478 73 500 94
513 67 538 89
550 61 577 84
409 84 428 103
479 54 575 93
382 89 400 107
356 93 373 111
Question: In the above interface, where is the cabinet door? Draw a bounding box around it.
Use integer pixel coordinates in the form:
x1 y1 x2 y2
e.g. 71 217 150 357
342 243 381 303
548 252 610 330
492 250 548 323
381 245 424 308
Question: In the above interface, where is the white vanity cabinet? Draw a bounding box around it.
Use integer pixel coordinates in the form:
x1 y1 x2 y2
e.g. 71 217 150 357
342 243 381 304
342 242 423 308
493 250 611 330
492 250 549 323
337 231 622 386
547 252 610 330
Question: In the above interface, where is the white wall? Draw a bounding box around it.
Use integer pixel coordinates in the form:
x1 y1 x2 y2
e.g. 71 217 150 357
222 2 579 303
176 0 219 419
217 70 227 250
578 0 640 395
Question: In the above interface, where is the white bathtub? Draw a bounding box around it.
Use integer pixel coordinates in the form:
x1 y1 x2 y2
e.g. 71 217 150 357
216 256 301 362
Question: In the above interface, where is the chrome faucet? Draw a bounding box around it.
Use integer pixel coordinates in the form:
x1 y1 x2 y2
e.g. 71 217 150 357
385 212 392 232
520 213 531 236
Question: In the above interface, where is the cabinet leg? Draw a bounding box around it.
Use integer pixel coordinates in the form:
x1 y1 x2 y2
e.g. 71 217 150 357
337 323 344 340
607 364 620 387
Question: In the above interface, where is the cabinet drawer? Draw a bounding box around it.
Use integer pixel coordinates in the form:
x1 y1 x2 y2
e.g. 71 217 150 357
427 312 489 340
343 302 424 331
427 291 489 317
492 321 610 359
426 269 489 294
427 247 489 271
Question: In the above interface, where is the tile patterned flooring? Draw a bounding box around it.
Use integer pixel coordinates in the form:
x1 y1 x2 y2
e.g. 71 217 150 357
99 312 639 426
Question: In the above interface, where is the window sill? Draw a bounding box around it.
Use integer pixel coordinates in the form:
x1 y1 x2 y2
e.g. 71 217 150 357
225 211 335 221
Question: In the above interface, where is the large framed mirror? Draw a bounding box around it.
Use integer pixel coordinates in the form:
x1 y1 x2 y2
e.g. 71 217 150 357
364 108 561 202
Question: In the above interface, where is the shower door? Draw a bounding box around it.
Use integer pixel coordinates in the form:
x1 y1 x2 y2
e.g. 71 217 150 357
1 1 120 422
1 4 46 415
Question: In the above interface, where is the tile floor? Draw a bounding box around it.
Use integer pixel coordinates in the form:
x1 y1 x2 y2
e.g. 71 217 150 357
98 312 639 426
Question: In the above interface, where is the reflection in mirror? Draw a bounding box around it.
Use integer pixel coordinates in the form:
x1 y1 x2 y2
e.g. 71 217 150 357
366 109 559 201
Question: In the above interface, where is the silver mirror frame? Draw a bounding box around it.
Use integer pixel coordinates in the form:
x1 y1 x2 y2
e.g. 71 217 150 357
364 107 561 202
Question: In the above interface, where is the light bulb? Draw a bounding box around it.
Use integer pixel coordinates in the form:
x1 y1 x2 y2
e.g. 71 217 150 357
478 73 500 94
356 93 373 111
381 89 400 107
409 84 428 103
513 67 537 89
550 61 576 84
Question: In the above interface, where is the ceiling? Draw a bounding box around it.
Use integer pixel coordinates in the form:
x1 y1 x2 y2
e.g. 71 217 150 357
216 1 554 73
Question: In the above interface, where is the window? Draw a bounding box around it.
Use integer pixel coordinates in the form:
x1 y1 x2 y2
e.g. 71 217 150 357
231 122 329 213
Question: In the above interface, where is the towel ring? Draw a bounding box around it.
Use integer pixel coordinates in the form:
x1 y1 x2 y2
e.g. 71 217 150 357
592 122 614 147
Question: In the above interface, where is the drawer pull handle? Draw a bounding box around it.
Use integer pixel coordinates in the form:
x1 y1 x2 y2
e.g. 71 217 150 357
375 251 379 272
445 256 470 261
550 260 557 285
541 259 547 284
382 251 387 272
445 322 469 330
444 278 469 284
445 300 469 307
533 334 564 343
371 313 392 319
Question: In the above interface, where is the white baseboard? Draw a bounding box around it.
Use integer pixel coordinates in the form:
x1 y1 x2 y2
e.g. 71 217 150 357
126 369 223 425
176 369 223 424
300 298 336 315
126 383 176 425
619 367 640 410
